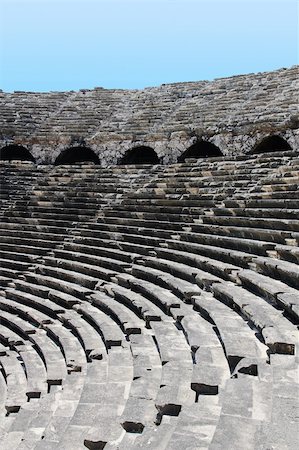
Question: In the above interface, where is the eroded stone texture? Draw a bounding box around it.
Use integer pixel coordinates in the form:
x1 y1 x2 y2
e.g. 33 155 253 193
0 67 298 450
0 66 298 164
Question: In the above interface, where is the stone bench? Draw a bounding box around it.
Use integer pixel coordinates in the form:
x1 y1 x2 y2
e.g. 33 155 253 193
102 209 195 223
62 241 136 263
238 269 299 322
0 221 72 235
0 249 40 264
90 291 145 335
115 273 182 314
0 297 87 377
5 287 66 321
131 264 202 302
5 210 92 222
80 220 284 260
1 216 79 228
73 303 124 349
252 256 299 289
43 256 116 283
178 232 276 257
141 255 222 290
0 227 67 243
119 333 162 434
212 282 298 355
150 320 194 419
19 346 48 399
200 214 299 232
23 272 93 300
190 222 293 245
0 309 37 337
192 292 268 373
211 207 299 220
0 235 58 250
97 215 184 231
104 282 167 324
36 265 99 291
58 310 107 361
0 309 67 389
275 244 299 263
72 235 154 257
53 248 130 273
155 246 239 282
22 205 97 217
224 198 299 209
0 350 28 413
0 257 32 273
163 239 254 270
0 267 19 280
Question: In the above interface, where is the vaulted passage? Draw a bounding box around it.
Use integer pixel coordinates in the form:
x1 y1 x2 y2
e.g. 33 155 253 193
178 141 223 162
119 146 159 165
253 135 292 154
54 146 100 165
0 145 35 162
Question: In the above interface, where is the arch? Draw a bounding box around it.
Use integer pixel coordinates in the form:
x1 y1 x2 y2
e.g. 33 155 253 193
54 146 100 165
119 146 160 165
0 144 35 162
178 141 223 162
252 135 292 154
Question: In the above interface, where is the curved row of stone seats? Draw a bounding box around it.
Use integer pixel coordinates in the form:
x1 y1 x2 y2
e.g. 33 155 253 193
0 150 298 447
0 221 192 446
90 151 298 279
0 281 129 447
63 216 296 336
2 67 298 144
0 162 46 215
0 163 162 227
0 163 164 291
0 307 68 441
0 90 71 138
35 223 299 448
69 221 298 356
60 153 296 444
2 280 199 448
0 232 232 446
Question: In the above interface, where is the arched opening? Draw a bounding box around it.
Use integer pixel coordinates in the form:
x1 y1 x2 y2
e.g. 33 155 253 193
252 135 292 154
119 146 160 165
178 141 223 162
0 145 35 162
54 146 100 165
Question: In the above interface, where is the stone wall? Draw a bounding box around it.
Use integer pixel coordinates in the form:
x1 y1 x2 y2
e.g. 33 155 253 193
0 66 298 165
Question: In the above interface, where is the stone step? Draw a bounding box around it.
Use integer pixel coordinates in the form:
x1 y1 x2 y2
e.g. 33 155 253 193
212 282 298 355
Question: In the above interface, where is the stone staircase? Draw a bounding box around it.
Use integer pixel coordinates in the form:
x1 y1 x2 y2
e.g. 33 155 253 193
0 150 298 449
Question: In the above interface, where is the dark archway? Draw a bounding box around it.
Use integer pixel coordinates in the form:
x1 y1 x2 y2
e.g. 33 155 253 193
119 146 160 165
252 135 292 154
178 141 223 162
54 146 100 165
0 145 35 162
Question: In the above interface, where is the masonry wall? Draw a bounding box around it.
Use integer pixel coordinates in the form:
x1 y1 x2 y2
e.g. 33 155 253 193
0 66 298 165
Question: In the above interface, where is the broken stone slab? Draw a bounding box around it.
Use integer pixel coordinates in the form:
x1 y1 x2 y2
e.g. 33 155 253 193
84 420 124 450
120 397 157 432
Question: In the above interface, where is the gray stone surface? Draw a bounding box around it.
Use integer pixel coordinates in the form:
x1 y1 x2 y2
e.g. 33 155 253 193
0 107 298 449
0 66 298 165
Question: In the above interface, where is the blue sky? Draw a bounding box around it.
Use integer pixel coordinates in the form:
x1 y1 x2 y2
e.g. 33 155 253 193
0 0 298 92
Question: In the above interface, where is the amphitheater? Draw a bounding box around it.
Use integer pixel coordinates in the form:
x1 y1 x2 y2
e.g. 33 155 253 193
0 66 298 449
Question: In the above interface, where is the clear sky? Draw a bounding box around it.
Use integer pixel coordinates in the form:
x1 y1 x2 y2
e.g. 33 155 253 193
0 0 298 92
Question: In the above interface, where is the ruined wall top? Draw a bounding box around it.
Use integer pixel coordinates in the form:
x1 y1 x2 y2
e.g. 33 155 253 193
0 66 298 164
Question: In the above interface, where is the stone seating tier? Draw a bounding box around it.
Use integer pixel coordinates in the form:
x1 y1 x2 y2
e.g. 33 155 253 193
1 67 298 166
0 150 298 449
